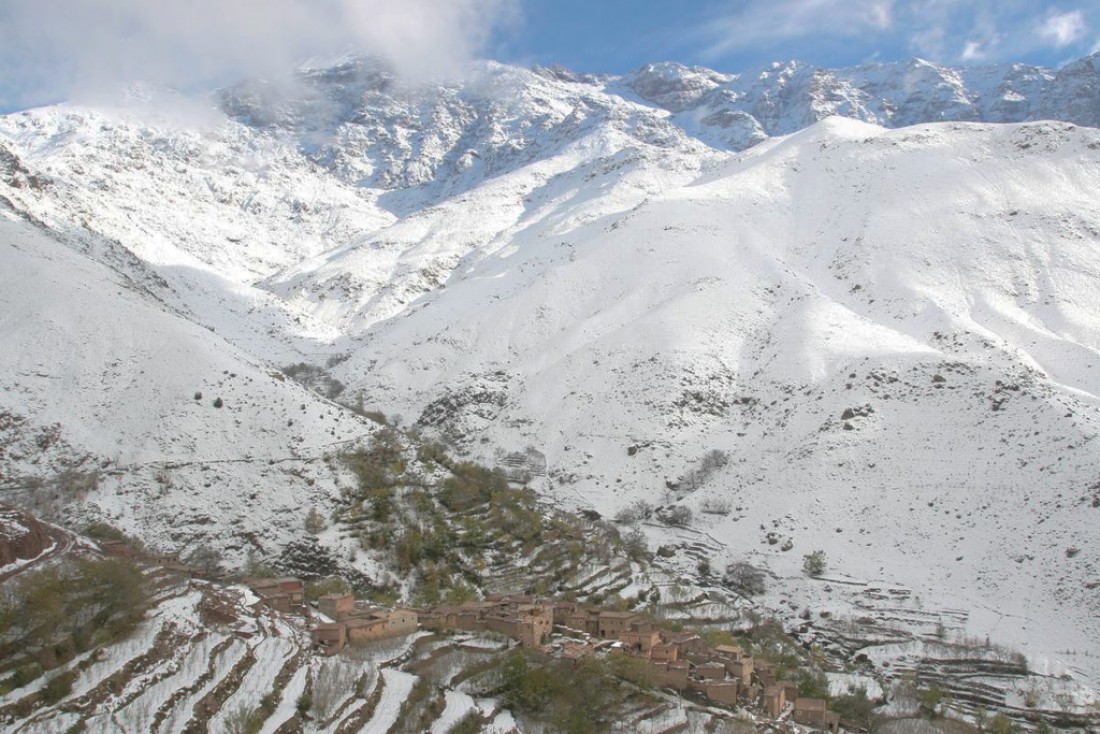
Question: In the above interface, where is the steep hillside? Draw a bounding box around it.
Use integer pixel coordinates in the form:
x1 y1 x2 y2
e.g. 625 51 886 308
0 210 372 564
311 118 1100 680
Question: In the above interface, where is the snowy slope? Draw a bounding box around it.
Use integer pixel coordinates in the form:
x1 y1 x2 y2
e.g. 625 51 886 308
309 118 1100 678
0 209 374 562
622 53 1100 143
0 52 1098 686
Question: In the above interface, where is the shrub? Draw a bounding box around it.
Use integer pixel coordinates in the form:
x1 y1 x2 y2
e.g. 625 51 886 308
438 463 510 511
362 411 387 425
187 546 223 574
802 550 827 577
4 664 42 690
40 669 76 705
621 529 649 562
0 558 149 666
224 703 266 734
795 669 830 699
917 685 944 717
447 711 484 734
304 507 326 534
680 449 730 489
659 505 693 527
614 500 652 525
831 686 876 729
305 576 350 602
724 562 766 596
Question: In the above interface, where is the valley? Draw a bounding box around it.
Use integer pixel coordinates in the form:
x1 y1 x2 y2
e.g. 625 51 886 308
0 52 1098 731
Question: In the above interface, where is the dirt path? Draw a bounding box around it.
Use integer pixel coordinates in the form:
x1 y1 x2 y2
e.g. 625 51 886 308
0 521 76 583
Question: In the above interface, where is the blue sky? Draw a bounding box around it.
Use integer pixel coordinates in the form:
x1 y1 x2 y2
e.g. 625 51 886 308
1 0 1098 111
492 0 1100 74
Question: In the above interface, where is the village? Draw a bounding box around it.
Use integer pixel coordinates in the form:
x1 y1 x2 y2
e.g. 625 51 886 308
246 576 842 732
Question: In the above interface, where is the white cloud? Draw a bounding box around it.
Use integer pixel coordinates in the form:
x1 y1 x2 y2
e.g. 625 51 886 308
1037 10 1088 48
695 0 1097 66
0 0 518 110
961 40 986 61
701 0 896 57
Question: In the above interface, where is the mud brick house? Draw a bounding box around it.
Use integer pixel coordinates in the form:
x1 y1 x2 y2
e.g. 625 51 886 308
344 609 419 644
564 608 600 635
793 698 840 733
420 597 554 648
312 622 347 656
650 642 679 662
248 578 292 613
765 684 785 718
765 681 799 719
664 632 708 656
318 592 355 619
685 674 741 707
597 611 639 638
714 644 746 660
485 603 553 647
562 641 597 663
755 660 776 687
618 624 661 654
551 601 581 626
703 681 739 707
725 655 754 686
695 662 727 680
276 578 305 604
647 660 690 689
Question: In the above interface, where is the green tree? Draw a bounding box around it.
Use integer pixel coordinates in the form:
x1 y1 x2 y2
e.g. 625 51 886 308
989 714 1017 734
304 507 326 534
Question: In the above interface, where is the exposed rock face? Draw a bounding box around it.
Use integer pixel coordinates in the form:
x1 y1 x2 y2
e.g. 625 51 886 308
623 53 1100 142
0 505 52 567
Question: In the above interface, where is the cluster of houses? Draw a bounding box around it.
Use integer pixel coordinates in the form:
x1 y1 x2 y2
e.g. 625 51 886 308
244 577 308 615
245 582 839 732
550 602 839 732
310 592 418 654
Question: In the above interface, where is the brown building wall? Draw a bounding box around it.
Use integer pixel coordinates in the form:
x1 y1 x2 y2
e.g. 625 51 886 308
312 623 347 655
696 662 727 680
650 643 679 662
277 578 304 602
346 620 388 644
319 593 355 619
648 661 689 690
386 609 418 637
726 657 754 686
259 591 291 613
706 681 739 706
764 685 786 718
620 629 661 653
597 614 638 638
794 698 833 730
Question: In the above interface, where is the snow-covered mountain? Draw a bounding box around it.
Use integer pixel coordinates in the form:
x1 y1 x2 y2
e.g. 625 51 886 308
1 52 1099 690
